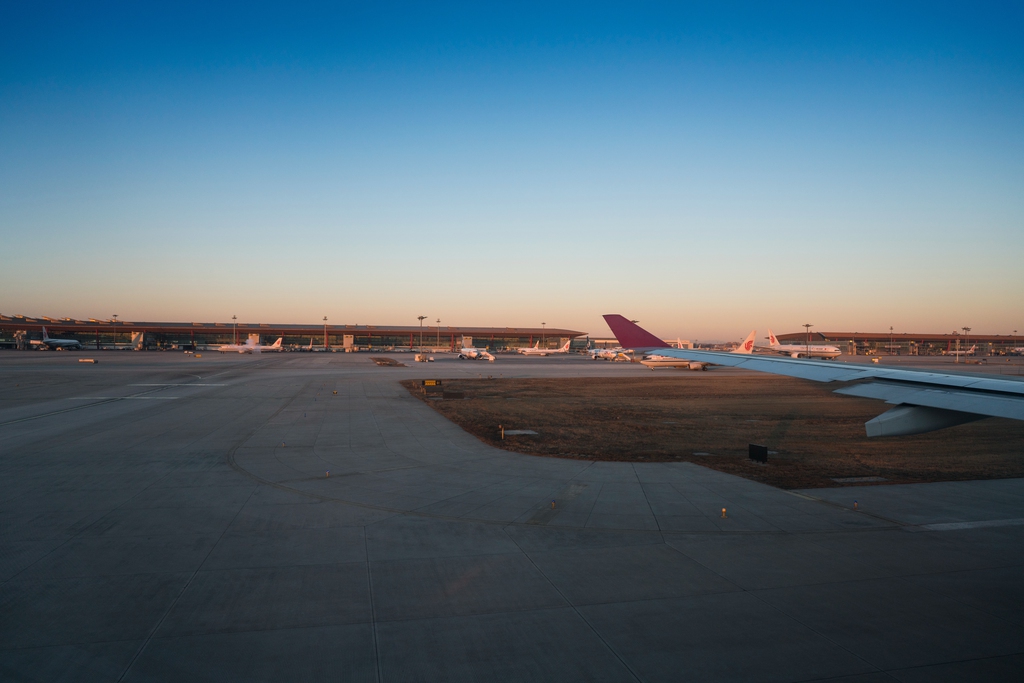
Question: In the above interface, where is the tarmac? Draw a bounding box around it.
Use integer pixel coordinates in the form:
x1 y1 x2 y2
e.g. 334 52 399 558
1 351 1022 682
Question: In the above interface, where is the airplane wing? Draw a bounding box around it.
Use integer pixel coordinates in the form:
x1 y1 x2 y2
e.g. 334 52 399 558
603 314 1024 437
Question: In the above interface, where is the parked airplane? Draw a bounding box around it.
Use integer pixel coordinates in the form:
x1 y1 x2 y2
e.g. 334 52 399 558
517 338 571 356
943 345 977 357
603 314 1024 437
641 330 756 370
215 336 284 354
32 327 83 350
458 345 495 362
589 346 630 361
767 329 841 359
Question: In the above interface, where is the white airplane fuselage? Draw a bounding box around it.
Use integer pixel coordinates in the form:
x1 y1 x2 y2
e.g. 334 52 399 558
589 347 629 361
458 347 495 361
33 327 83 350
517 339 571 356
772 344 842 359
766 329 841 359
216 337 284 354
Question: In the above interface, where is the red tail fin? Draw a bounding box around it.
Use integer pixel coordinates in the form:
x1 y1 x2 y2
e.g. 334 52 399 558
602 315 670 349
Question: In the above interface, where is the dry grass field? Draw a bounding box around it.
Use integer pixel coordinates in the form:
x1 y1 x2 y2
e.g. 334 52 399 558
402 374 1024 489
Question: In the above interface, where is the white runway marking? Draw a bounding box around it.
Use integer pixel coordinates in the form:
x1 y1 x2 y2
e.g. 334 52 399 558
922 518 1024 531
69 397 180 400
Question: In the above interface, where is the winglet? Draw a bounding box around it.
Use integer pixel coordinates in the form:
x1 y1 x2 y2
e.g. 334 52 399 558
732 330 757 354
767 328 780 348
602 315 670 350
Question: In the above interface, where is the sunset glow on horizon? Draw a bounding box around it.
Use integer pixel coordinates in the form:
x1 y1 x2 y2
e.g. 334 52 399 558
2 3 1022 341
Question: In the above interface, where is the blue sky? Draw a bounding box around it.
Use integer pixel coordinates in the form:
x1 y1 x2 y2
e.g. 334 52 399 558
2 2 1022 340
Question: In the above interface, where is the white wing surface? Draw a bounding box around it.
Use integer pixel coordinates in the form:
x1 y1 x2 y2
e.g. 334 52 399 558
603 314 1024 437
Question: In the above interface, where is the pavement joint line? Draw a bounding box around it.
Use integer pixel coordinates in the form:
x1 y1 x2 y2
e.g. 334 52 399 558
0 396 251 586
363 527 383 683
116 485 260 682
635 464 663 532
0 384 182 426
0 397 123 426
745 581 887 677
222 378 923 533
782 489 911 528
877 653 1024 680
502 527 645 683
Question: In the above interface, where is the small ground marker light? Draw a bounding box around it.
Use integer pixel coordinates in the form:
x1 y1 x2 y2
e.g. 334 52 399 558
854 500 858 511
282 442 286 447
721 507 727 518
500 425 504 440
326 470 330 478
551 500 556 509
333 390 337 395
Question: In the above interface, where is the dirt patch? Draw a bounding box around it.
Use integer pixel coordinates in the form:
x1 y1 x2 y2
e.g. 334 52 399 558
401 375 1024 489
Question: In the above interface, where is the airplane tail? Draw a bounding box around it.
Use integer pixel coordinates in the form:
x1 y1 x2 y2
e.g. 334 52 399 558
767 328 780 348
42 326 50 340
602 315 671 350
559 338 571 352
271 338 283 348
732 330 757 354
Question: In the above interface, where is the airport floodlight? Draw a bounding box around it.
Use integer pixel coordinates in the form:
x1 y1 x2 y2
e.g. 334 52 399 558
803 324 813 358
232 315 237 344
436 319 441 347
962 327 971 356
889 326 894 355
417 315 427 351
323 316 329 351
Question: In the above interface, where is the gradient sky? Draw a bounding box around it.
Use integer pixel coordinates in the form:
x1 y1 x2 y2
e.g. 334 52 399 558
2 2 1022 341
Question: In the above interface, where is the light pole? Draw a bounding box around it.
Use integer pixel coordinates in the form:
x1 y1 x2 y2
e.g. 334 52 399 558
232 315 237 345
803 323 813 358
952 330 960 364
112 314 118 349
889 326 894 356
541 322 546 348
962 326 971 357
436 319 440 348
323 316 328 351
417 316 427 351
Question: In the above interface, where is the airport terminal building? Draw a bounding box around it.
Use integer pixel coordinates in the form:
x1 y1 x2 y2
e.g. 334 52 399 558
776 330 1023 356
0 315 585 352
3 314 1018 356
